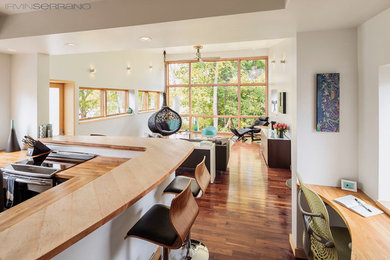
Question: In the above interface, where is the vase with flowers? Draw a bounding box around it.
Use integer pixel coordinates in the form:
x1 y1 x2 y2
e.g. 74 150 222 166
274 123 288 138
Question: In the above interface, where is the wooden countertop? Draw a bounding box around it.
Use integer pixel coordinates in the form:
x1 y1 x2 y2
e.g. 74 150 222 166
307 185 390 260
0 136 194 259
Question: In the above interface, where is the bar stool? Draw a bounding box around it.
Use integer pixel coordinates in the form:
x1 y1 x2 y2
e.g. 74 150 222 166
163 157 210 259
164 157 210 198
125 182 199 260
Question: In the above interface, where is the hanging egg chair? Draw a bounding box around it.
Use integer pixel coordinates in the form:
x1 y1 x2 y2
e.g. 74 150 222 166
148 93 182 136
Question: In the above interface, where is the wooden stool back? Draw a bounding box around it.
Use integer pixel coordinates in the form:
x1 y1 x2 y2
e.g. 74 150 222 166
195 156 210 194
169 182 199 247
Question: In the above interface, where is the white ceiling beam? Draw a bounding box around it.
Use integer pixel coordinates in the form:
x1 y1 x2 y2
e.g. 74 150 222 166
0 0 286 40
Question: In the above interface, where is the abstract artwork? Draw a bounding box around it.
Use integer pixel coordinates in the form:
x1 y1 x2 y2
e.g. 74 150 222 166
316 73 340 132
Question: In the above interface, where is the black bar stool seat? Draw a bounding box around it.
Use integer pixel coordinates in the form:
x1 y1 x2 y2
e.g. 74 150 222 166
164 176 201 197
127 204 178 247
125 182 199 259
164 157 210 199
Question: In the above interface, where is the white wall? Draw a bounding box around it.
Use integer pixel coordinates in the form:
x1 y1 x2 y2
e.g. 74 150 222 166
49 50 164 137
166 49 268 61
37 54 50 129
0 53 11 149
296 28 359 187
10 54 50 143
293 28 359 248
378 64 390 201
11 54 39 140
268 37 298 245
268 38 296 131
358 8 390 200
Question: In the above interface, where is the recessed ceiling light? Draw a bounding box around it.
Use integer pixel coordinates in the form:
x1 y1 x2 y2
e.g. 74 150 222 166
65 43 76 47
139 36 152 42
7 48 16 52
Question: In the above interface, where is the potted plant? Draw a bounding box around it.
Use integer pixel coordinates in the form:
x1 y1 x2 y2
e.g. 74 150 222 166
274 123 288 138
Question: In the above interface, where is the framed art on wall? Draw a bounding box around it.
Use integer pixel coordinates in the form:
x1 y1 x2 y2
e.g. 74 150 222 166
316 73 340 132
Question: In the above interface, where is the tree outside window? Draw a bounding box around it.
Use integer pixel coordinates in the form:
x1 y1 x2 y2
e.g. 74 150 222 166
167 57 268 132
79 88 129 120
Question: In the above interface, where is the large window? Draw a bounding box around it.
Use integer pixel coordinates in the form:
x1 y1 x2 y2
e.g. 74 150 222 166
167 57 268 132
79 87 129 120
138 91 161 112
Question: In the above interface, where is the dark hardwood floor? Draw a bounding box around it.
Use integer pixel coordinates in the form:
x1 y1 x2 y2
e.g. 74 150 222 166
178 141 293 259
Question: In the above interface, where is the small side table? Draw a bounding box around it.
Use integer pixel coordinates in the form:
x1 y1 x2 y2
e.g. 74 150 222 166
260 129 291 169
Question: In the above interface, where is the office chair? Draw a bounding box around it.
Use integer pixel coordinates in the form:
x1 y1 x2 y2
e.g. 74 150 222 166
230 116 269 141
297 173 351 260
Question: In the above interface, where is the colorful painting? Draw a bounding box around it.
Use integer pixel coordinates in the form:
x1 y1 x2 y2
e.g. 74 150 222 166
316 73 340 132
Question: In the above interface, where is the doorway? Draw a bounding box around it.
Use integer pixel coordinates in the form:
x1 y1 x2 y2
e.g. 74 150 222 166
49 80 75 136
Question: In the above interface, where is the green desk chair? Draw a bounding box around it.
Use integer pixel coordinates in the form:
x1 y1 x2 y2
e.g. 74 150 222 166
297 174 352 260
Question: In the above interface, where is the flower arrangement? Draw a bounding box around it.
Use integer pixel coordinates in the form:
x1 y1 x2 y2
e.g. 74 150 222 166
274 123 288 137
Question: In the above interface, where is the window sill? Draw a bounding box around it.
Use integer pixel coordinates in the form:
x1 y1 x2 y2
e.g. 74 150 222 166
79 113 134 124
138 110 158 114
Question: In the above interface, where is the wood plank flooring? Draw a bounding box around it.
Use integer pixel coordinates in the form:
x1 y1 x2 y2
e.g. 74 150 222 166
178 141 293 259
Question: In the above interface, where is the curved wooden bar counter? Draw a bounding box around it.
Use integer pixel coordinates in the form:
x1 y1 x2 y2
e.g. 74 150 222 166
0 136 194 260
307 184 390 260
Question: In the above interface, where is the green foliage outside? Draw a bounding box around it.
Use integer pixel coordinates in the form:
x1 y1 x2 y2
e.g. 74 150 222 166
168 59 266 132
106 90 126 115
79 89 102 119
79 89 126 119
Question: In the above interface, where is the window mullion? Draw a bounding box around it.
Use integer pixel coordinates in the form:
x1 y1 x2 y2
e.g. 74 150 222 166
102 90 106 117
189 62 192 132
238 59 242 129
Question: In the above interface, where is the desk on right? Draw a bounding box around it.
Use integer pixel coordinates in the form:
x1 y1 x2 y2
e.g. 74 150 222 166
307 184 390 259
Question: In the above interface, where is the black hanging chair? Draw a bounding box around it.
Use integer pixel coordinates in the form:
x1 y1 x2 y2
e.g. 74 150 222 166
148 93 182 136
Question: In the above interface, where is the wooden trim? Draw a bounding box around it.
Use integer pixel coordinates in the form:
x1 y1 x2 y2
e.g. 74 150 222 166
376 200 390 217
138 90 162 112
167 83 267 87
168 83 267 88
49 79 75 84
79 87 129 120
238 58 242 129
164 62 169 93
101 89 106 117
165 56 268 64
59 86 64 134
264 56 269 116
179 114 261 118
151 247 161 260
289 234 307 259
189 63 192 131
79 113 134 124
51 80 76 136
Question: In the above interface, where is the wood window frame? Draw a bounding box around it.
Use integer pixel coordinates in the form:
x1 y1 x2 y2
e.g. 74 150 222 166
165 56 269 131
79 87 129 121
138 90 161 113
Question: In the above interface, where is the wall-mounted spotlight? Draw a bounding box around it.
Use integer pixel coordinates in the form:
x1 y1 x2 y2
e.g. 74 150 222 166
89 65 96 78
271 60 276 64
280 58 286 64
149 64 153 70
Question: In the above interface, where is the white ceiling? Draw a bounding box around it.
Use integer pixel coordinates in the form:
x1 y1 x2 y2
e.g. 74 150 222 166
0 0 389 55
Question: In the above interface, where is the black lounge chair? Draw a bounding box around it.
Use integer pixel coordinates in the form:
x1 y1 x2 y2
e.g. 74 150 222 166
230 116 269 141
